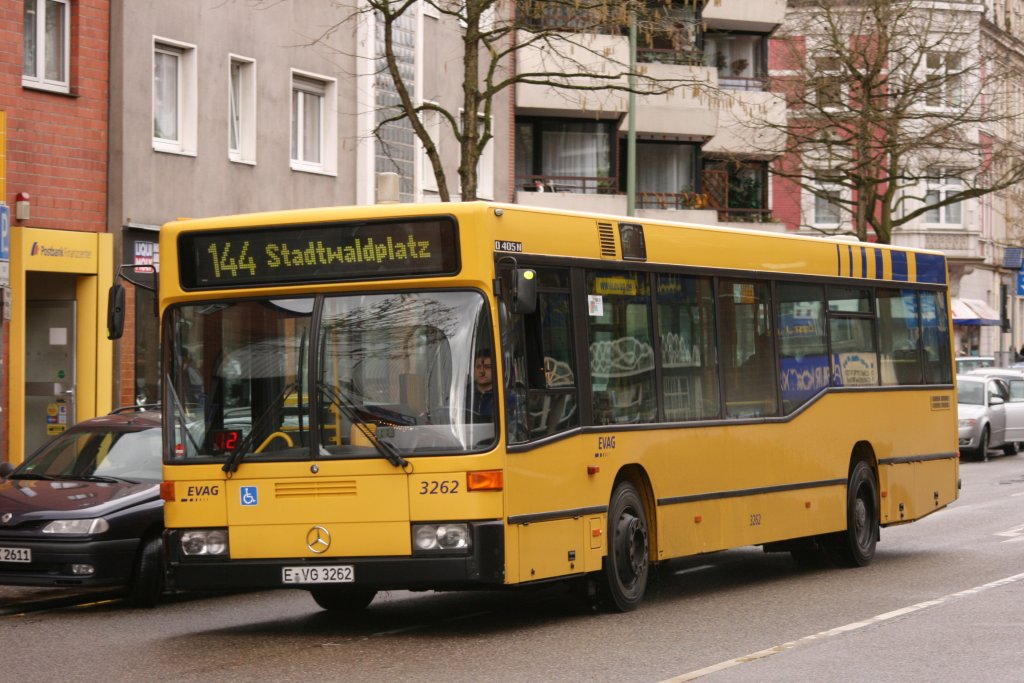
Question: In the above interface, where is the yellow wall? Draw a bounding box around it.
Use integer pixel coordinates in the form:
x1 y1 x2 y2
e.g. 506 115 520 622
9 227 112 463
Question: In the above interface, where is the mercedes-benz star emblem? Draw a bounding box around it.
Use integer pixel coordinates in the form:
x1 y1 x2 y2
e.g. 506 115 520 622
306 525 331 554
1 513 12 524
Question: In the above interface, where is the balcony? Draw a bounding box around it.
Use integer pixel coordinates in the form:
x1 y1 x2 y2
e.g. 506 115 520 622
703 0 786 33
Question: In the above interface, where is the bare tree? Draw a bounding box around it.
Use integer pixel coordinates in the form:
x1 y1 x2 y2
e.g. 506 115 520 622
763 0 1024 243
358 0 717 201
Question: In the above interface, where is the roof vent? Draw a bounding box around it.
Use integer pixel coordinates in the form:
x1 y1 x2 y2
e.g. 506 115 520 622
597 222 618 259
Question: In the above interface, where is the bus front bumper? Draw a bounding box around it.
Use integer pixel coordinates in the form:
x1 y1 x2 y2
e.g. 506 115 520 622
164 521 505 592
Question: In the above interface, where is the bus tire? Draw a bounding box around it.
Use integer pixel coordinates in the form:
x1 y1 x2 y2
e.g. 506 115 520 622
601 481 650 612
126 535 165 608
828 461 878 567
310 586 377 613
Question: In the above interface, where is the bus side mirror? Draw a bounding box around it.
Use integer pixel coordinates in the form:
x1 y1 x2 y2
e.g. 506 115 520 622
107 283 126 340
512 269 538 315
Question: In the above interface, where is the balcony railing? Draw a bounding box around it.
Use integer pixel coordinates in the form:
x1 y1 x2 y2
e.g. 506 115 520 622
636 191 712 210
637 47 705 66
518 175 618 194
714 207 774 223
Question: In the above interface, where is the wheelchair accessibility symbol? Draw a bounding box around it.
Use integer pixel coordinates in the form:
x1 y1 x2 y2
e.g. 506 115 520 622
240 486 258 506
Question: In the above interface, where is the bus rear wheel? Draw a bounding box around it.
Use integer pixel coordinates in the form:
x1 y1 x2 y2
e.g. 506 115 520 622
827 461 878 567
601 481 649 612
310 586 377 613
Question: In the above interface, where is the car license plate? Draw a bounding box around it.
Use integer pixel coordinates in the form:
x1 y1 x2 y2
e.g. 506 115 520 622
281 565 354 584
0 546 31 563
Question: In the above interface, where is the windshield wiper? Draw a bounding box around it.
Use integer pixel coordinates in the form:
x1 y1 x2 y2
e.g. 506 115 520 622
9 472 58 480
77 474 140 484
223 382 298 474
317 381 408 469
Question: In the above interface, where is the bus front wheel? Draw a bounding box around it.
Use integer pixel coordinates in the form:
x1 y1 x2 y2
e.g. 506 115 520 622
827 461 878 567
310 586 377 613
601 481 650 612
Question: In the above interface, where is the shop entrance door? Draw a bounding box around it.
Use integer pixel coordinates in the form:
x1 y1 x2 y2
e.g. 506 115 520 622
24 299 77 455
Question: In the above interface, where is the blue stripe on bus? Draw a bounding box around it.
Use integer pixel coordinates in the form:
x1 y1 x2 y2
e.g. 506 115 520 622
848 245 854 277
875 249 883 280
915 253 947 284
891 251 908 281
836 245 842 275
861 247 867 278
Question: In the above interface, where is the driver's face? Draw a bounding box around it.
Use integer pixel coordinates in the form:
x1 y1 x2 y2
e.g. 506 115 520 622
474 356 492 387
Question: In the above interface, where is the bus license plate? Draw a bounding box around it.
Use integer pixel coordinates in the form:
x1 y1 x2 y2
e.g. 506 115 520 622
0 547 31 563
282 565 354 584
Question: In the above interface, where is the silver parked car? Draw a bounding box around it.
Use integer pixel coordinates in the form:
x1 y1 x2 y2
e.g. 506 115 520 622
957 374 1024 461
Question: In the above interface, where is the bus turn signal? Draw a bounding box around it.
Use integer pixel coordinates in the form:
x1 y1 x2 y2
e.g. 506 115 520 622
467 470 503 491
160 481 175 501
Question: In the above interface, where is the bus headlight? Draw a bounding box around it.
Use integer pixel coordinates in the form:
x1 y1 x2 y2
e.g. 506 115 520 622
180 529 229 556
412 523 471 554
42 518 109 535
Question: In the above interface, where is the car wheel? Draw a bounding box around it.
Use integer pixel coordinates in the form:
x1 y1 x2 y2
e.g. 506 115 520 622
826 461 878 567
601 481 650 612
978 427 990 462
127 536 165 608
1002 441 1020 456
310 586 377 612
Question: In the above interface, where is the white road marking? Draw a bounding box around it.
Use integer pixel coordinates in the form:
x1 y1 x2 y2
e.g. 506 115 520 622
661 571 1024 682
673 564 715 576
995 524 1024 541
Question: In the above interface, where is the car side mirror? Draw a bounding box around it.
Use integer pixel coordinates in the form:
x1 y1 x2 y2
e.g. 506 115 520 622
989 395 1005 406
0 462 14 479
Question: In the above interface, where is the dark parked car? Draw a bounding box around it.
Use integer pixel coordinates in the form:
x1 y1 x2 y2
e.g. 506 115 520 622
0 408 164 606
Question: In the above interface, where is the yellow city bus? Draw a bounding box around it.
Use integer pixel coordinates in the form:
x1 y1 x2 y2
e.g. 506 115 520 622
156 202 959 612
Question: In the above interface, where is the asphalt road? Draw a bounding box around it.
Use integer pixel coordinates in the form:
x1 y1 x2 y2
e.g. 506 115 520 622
1 454 1022 682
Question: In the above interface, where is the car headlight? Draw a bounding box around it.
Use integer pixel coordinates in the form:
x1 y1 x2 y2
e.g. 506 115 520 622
412 523 472 554
42 518 109 535
958 418 977 428
180 529 229 556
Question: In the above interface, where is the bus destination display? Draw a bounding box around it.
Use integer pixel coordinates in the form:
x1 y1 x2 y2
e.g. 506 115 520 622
179 218 458 289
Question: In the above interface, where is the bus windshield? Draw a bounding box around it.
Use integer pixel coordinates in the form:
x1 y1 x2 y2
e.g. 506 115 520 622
166 291 497 461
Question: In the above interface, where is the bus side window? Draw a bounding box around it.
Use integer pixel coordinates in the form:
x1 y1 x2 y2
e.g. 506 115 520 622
720 279 778 418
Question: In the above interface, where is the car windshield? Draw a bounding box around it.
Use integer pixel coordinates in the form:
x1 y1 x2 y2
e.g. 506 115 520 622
14 426 162 482
167 291 497 461
957 381 985 406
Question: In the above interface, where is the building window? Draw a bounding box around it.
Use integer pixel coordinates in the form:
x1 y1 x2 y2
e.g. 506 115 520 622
229 56 256 164
291 71 337 175
812 171 843 226
925 52 962 109
22 0 69 93
703 159 770 222
632 141 699 209
704 32 767 90
153 39 197 155
515 118 617 193
375 10 417 200
813 55 843 110
924 169 963 225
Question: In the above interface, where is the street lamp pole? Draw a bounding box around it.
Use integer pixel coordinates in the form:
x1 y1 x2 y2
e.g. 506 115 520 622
627 9 637 217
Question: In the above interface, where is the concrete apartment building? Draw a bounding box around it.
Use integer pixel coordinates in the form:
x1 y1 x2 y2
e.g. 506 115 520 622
513 1 789 230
